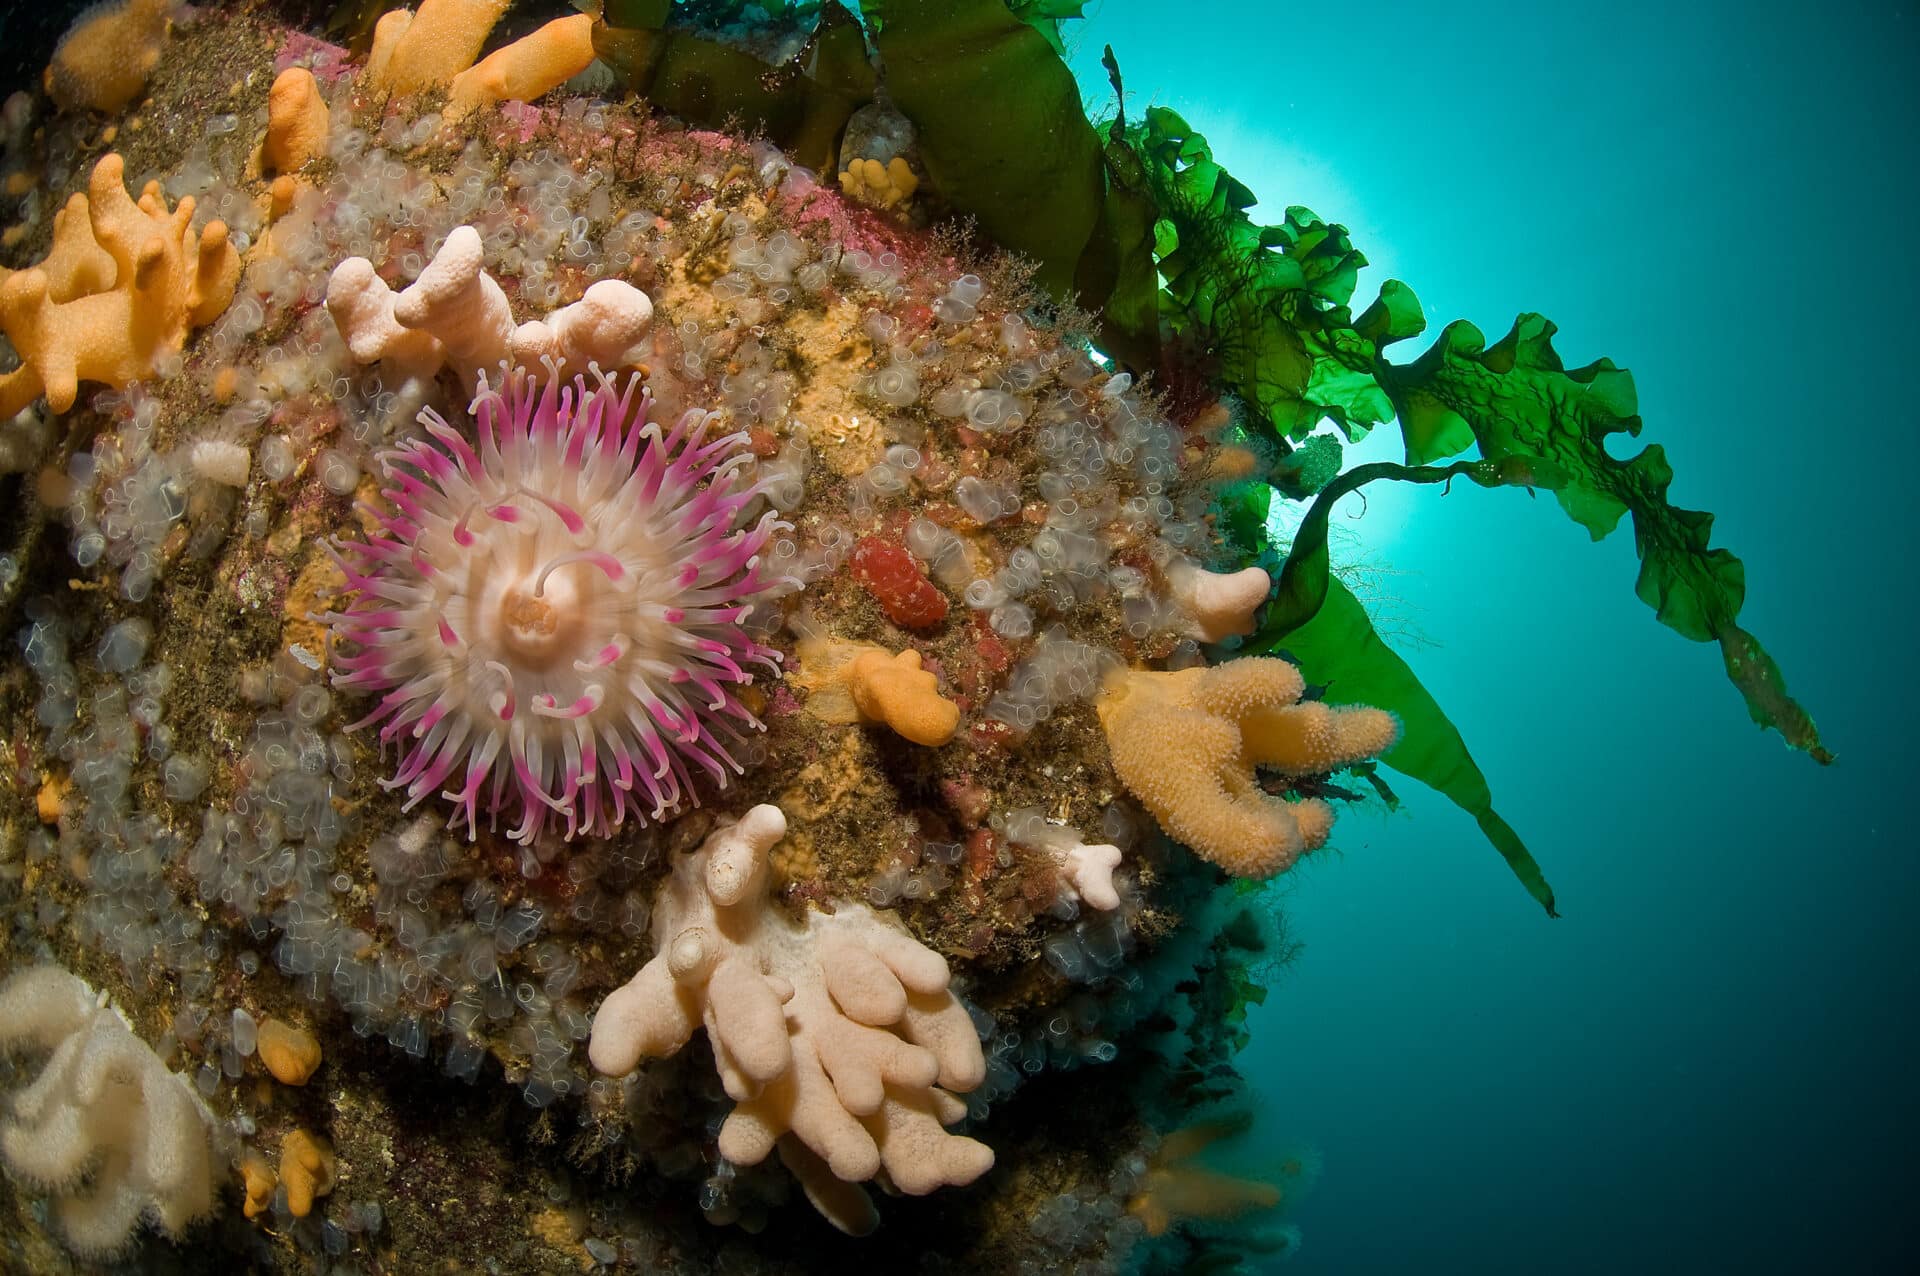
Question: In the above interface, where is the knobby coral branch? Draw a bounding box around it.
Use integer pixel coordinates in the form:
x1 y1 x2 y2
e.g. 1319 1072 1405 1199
0 154 239 418
1097 659 1398 877
588 806 992 1235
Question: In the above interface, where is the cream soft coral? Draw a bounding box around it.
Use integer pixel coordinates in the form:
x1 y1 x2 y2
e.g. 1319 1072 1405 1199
388 224 514 380
1096 658 1399 877
321 256 446 380
326 226 654 386
0 966 219 1257
508 278 655 379
589 806 991 1235
0 153 239 418
998 807 1123 911
1165 559 1270 643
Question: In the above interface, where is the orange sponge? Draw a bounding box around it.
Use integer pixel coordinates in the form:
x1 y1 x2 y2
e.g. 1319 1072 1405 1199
366 0 511 96
1097 658 1398 877
255 1017 322 1086
445 13 596 122
0 153 239 418
263 68 330 175
238 1151 276 1220
367 3 597 124
44 0 172 114
795 635 961 747
43 195 115 302
278 1130 335 1218
1128 1113 1285 1237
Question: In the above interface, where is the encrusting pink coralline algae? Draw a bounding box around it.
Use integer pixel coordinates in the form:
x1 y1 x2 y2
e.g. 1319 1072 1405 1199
320 368 789 845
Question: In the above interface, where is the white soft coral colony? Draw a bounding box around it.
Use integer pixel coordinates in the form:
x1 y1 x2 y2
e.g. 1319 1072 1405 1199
0 966 218 1257
589 806 993 1236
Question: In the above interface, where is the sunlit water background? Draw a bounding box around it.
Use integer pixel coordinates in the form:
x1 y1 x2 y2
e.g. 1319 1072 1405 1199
1065 1 1916 1271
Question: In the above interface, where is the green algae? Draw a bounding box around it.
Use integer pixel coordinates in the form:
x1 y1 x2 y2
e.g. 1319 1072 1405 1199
1119 105 1827 908
1131 107 1825 758
861 0 1105 295
595 0 874 173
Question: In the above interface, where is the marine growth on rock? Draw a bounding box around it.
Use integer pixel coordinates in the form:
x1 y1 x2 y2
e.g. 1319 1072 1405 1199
0 2 1826 1272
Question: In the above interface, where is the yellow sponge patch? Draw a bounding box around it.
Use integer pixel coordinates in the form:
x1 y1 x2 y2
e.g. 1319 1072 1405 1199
839 156 920 212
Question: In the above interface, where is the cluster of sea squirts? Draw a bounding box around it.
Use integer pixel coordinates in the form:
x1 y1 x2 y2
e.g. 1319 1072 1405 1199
0 9 1327 1272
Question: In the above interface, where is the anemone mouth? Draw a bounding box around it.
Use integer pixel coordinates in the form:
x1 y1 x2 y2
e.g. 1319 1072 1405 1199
491 576 585 671
323 370 789 844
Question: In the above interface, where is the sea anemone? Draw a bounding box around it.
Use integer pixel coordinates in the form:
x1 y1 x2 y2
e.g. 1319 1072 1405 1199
322 368 787 844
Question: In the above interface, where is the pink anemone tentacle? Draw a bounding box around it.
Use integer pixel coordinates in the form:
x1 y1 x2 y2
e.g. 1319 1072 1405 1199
321 369 794 844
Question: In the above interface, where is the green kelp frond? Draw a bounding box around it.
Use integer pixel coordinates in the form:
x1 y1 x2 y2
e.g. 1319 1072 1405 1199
588 8 1154 368
1263 459 1573 915
862 0 1106 295
325 0 392 52
1134 107 1405 444
1371 314 1827 762
1005 0 1088 56
596 0 874 172
592 1 1130 306
1078 46 1163 371
1127 106 1829 903
1127 106 1826 905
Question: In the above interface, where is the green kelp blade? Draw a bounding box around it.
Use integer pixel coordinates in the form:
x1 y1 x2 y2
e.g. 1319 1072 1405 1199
861 0 1106 296
598 1 1140 330
790 2 880 170
1260 456 1568 648
1280 575 1559 918
1132 107 1824 765
1374 314 1829 763
602 0 673 27
1721 623 1833 764
1005 1 1088 56
1257 459 1562 915
326 0 395 52
1133 108 1404 443
1075 46 1161 371
595 1 874 173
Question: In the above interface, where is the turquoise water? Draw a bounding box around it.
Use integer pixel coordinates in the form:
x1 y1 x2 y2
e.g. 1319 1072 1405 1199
1068 2 1915 1269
